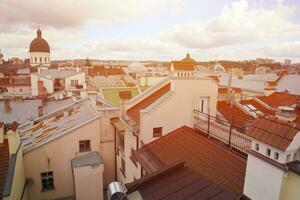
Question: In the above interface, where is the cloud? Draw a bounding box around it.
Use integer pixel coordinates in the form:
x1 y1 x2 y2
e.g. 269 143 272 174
161 0 300 49
0 0 183 32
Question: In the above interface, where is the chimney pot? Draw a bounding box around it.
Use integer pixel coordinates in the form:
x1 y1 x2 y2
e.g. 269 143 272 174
38 105 43 117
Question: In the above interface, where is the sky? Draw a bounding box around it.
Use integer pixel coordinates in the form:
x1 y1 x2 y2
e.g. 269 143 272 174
1 0 300 62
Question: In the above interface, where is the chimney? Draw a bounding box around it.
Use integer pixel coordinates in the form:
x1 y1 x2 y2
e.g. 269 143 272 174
3 99 11 113
38 105 43 117
226 70 232 104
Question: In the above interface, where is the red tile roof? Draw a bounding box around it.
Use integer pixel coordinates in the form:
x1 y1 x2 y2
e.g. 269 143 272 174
265 81 277 87
218 87 242 94
135 126 247 195
257 92 300 108
217 101 253 128
171 61 196 71
240 99 275 116
127 83 171 123
88 66 125 76
208 76 220 83
0 140 9 199
246 117 299 151
119 91 132 100
126 161 238 200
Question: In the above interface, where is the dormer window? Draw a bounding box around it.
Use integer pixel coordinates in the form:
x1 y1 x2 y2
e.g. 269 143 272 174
266 148 271 156
286 154 291 162
274 152 279 160
255 143 259 151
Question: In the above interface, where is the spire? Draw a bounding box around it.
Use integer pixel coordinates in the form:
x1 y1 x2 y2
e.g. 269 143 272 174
37 26 42 38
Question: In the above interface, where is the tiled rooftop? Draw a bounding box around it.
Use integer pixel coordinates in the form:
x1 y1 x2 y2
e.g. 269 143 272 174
246 117 299 151
0 140 9 199
171 61 196 71
126 161 239 200
19 99 99 153
135 126 247 195
127 83 171 123
257 92 300 108
217 101 253 128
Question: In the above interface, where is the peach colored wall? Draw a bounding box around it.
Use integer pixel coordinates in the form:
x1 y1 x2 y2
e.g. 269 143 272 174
99 116 116 188
23 117 101 200
73 164 104 200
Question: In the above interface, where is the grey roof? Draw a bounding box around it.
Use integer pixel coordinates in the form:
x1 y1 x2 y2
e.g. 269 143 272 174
72 151 102 168
35 69 82 80
0 98 74 124
20 99 99 153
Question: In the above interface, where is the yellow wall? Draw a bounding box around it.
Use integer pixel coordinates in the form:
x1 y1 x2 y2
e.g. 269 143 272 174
280 171 300 200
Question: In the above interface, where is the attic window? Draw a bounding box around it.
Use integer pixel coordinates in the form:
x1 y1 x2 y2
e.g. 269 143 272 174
286 154 291 162
153 127 163 138
266 148 271 156
274 152 279 160
255 143 259 151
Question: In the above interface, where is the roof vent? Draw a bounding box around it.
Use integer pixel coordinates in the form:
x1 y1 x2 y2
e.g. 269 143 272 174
107 182 127 200
276 106 297 122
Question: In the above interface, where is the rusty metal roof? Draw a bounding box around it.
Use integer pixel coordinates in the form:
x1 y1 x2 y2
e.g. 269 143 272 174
135 126 247 195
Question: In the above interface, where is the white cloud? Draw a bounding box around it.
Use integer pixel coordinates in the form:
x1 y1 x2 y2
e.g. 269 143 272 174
161 0 300 49
0 0 183 32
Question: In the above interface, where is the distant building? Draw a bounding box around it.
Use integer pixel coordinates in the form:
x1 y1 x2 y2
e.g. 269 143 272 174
29 28 50 67
284 59 291 66
0 50 4 64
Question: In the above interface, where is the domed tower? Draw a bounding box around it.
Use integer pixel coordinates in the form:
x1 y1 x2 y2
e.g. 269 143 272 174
29 28 50 67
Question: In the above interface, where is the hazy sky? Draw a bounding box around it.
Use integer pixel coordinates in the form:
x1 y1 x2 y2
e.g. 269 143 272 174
1 0 300 62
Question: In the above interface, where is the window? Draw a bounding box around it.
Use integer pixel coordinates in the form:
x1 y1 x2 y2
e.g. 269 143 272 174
79 140 91 152
293 153 297 160
40 57 42 62
153 127 162 138
45 57 47 63
35 57 37 63
266 148 271 156
130 148 137 167
274 152 279 160
118 132 125 153
71 80 79 86
255 143 259 151
121 158 126 178
41 171 54 191
286 154 291 162
19 88 24 92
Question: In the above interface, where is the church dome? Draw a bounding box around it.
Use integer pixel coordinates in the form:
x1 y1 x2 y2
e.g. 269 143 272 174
181 53 196 62
29 29 50 53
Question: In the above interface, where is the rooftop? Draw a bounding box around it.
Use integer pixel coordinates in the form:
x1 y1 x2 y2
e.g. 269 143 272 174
127 83 171 123
19 99 99 153
88 66 125 76
171 61 196 71
246 117 299 151
102 88 139 106
126 161 239 200
257 92 300 108
0 98 74 124
71 151 102 168
217 101 253 129
135 126 247 195
35 69 82 80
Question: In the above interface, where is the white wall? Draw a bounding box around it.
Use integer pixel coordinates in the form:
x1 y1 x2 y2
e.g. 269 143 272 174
31 74 54 96
244 154 284 200
73 164 104 200
140 78 217 144
30 52 50 66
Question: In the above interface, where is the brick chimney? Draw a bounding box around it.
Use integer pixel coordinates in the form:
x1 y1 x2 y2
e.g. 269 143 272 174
38 105 43 117
3 99 11 113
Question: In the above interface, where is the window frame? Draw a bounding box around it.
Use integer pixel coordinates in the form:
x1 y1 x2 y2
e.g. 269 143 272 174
274 152 279 160
121 158 126 178
255 143 259 151
79 140 91 152
41 171 55 191
153 127 163 138
266 148 271 156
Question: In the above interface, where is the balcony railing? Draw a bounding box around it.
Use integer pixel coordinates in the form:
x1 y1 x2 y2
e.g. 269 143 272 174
193 110 252 153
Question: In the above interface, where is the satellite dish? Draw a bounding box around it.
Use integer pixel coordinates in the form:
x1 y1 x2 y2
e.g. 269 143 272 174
58 94 63 100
